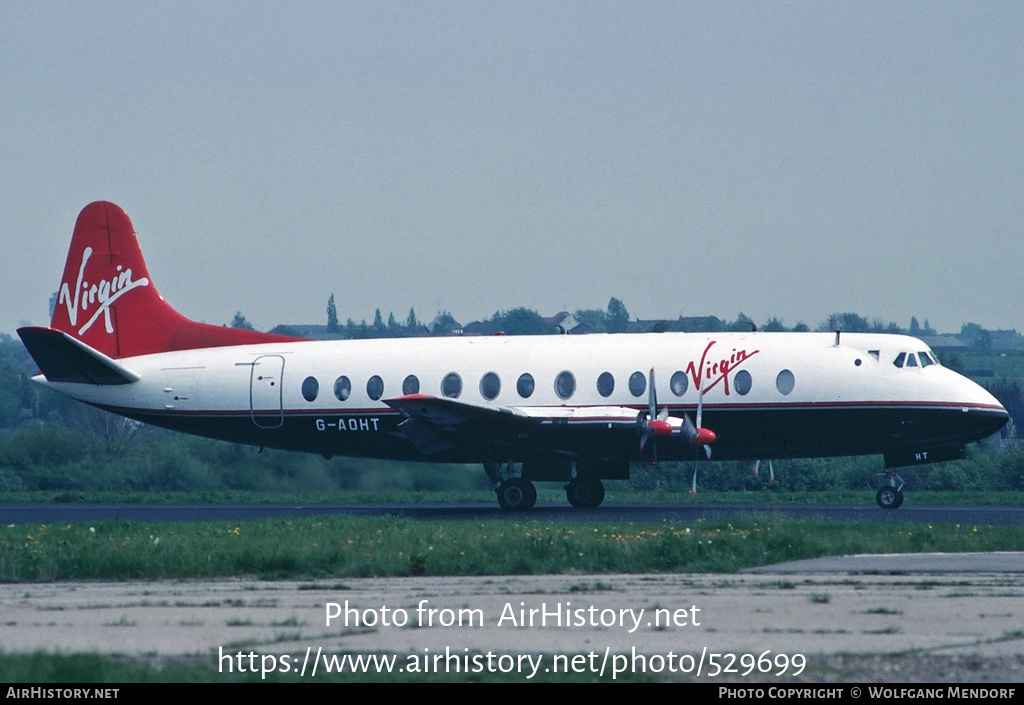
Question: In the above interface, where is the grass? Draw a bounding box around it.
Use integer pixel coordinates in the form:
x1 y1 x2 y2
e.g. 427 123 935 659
2 515 1023 582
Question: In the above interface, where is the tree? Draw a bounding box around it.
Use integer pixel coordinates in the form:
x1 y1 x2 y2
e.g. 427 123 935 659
606 297 629 333
727 312 756 332
430 311 461 336
762 317 787 332
269 324 302 337
820 312 870 333
490 307 551 335
373 308 385 332
574 308 607 333
346 317 370 339
230 312 255 330
961 322 991 352
406 307 418 329
327 294 339 333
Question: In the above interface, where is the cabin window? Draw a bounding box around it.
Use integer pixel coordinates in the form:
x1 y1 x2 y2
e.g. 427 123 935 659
919 351 936 367
670 370 688 396
442 372 462 398
402 375 420 395
366 375 384 401
734 369 752 396
906 353 918 367
334 376 351 401
628 371 646 397
776 369 795 395
555 371 576 400
893 352 907 368
480 372 501 400
301 376 319 402
517 373 535 398
597 371 615 397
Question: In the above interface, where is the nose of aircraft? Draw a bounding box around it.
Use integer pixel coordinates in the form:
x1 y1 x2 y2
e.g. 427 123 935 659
954 371 1010 442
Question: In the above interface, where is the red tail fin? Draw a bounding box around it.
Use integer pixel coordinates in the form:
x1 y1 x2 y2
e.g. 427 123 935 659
50 202 302 359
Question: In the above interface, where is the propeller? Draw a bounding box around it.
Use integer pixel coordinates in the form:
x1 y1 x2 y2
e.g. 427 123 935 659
686 368 715 496
636 368 715 479
637 369 674 464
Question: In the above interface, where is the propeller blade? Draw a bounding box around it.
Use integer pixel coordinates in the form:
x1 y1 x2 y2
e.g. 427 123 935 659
682 412 698 439
696 374 704 429
648 368 657 421
753 459 775 482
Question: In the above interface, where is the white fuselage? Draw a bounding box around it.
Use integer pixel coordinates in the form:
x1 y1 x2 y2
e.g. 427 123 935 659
38 331 1007 466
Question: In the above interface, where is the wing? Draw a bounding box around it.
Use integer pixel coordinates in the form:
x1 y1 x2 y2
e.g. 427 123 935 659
384 394 680 460
384 394 538 456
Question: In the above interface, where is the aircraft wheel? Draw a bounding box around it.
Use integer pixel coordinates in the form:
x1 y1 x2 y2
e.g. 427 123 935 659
496 478 536 511
876 486 903 510
566 478 605 509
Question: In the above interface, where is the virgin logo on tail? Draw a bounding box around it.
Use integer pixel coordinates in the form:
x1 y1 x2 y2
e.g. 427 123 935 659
58 246 150 336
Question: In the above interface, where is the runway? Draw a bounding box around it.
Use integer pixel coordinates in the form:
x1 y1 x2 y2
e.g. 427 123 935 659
2 501 1022 525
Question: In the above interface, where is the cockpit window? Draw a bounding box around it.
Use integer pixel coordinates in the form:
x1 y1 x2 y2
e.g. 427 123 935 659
895 350 934 369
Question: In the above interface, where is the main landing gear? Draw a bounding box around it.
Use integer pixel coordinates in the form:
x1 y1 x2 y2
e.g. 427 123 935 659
565 477 605 509
484 461 608 511
876 470 906 510
486 462 538 511
496 477 537 511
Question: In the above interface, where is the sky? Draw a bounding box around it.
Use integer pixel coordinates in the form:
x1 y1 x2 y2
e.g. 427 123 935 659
2 1 1022 336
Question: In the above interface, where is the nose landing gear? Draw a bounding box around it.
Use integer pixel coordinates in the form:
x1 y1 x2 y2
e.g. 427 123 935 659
876 470 906 510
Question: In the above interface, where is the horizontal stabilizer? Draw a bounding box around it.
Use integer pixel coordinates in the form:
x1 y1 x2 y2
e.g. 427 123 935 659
17 326 140 385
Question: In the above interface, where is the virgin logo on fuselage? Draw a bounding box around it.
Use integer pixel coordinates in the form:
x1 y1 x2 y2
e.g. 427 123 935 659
685 340 759 396
58 246 150 335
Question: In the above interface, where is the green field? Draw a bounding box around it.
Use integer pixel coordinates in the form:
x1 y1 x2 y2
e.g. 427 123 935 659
3 513 1023 582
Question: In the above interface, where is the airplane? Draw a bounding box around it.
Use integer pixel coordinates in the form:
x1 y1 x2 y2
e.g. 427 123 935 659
17 202 1009 511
